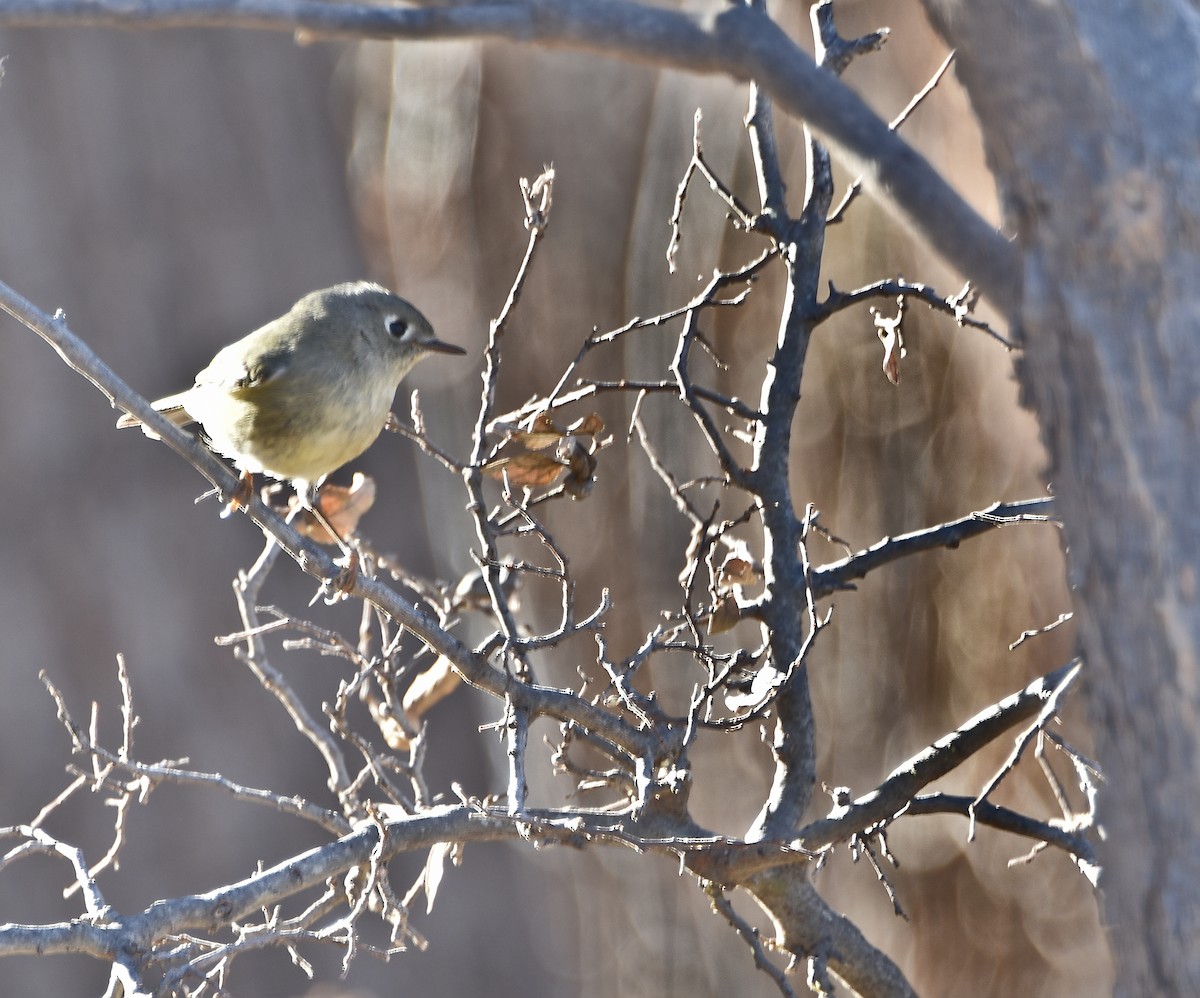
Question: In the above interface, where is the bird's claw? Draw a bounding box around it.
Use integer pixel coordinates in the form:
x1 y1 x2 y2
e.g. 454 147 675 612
220 471 256 518
314 550 360 605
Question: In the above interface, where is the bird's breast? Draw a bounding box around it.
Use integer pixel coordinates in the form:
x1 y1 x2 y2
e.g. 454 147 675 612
187 369 398 485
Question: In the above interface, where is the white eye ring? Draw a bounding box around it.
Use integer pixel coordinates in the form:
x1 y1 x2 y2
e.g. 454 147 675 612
386 315 409 339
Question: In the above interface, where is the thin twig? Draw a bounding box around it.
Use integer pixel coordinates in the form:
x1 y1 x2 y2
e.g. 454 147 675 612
820 277 1014 348
705 882 797 998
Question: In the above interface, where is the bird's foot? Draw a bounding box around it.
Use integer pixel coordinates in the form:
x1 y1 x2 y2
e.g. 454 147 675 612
312 549 360 606
220 471 256 518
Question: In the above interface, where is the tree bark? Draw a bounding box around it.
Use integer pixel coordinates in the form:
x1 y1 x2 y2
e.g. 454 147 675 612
919 1 1200 993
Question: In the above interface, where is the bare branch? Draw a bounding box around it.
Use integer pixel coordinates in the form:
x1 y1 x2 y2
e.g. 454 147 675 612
820 277 1014 349
798 660 1083 851
705 881 797 998
0 9 1097 990
811 497 1056 598
0 825 108 917
904 793 1096 870
0 0 1020 310
1010 611 1074 650
0 278 663 763
231 538 355 798
464 169 556 679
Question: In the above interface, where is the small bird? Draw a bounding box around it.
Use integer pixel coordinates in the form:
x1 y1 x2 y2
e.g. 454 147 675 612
117 282 465 513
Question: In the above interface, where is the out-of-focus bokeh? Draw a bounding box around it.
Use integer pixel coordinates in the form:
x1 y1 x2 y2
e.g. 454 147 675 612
0 2 1112 995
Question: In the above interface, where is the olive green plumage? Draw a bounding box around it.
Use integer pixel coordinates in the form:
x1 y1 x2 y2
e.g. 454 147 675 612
118 282 465 496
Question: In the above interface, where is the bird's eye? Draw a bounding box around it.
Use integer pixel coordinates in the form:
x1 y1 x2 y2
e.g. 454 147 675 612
386 315 409 339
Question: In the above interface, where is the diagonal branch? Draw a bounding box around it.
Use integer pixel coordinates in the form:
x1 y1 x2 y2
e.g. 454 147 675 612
0 278 669 766
811 497 1056 598
798 660 1082 850
0 0 1020 311
687 660 1089 888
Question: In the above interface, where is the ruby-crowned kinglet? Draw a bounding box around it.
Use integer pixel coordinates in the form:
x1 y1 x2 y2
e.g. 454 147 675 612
117 282 465 503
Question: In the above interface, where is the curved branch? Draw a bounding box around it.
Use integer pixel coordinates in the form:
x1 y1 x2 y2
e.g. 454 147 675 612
0 806 510 962
0 0 1020 311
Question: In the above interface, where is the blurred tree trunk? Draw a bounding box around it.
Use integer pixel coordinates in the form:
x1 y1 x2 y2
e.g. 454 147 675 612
346 3 1111 994
921 1 1200 993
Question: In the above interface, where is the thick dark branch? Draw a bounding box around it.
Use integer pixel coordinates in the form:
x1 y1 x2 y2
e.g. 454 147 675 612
0 806 514 961
797 660 1082 850
741 877 917 998
0 0 1020 311
821 277 1014 348
689 661 1087 888
905 793 1095 868
743 53 835 840
811 497 1056 598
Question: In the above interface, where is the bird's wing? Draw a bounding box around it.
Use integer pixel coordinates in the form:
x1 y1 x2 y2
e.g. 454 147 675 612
197 328 293 395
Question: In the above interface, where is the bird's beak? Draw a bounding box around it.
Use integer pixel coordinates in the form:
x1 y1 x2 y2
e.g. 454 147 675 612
423 337 468 356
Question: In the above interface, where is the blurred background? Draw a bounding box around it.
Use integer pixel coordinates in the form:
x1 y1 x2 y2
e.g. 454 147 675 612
0 1 1111 995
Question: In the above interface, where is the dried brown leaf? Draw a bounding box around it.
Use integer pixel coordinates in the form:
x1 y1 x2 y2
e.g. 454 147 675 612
402 655 462 721
872 301 907 386
881 327 905 385
374 710 416 751
561 440 598 500
719 556 759 590
483 452 568 488
707 594 742 634
294 473 377 544
569 412 606 437
517 412 567 450
423 842 452 913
